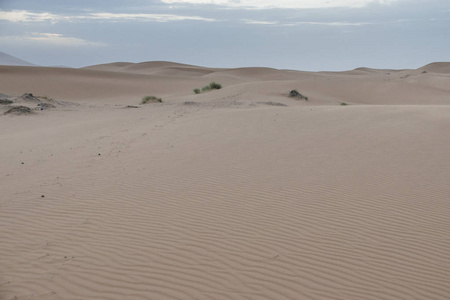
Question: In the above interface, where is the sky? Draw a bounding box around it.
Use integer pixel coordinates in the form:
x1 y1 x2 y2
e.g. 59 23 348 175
0 0 449 70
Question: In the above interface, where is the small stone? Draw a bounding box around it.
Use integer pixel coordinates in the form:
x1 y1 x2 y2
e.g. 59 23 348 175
21 162 24 164
41 195 45 198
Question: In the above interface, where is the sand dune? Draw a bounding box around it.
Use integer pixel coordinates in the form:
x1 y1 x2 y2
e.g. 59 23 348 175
0 65 205 103
2 62 449 106
418 62 450 74
0 51 36 67
81 62 134 72
83 61 220 76
1 61 449 300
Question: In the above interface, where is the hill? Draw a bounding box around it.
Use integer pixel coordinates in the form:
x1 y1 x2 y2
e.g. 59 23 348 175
0 51 36 66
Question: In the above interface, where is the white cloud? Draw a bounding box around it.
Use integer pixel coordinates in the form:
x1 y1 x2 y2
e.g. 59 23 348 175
0 10 66 22
283 21 371 26
160 0 399 8
0 33 106 47
86 13 215 22
239 19 372 26
0 10 216 23
242 19 278 25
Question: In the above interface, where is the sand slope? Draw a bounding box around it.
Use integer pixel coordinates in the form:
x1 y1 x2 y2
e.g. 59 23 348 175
1 62 450 300
0 51 36 67
1 62 449 106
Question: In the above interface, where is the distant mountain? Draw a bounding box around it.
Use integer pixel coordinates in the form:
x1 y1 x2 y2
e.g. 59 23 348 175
0 51 36 66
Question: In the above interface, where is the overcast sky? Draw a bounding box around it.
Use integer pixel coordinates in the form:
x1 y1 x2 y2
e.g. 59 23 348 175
0 0 449 70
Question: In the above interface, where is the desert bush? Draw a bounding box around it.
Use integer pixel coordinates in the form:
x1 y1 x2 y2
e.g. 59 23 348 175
4 106 33 115
195 82 222 94
289 89 308 100
209 82 222 89
340 102 348 106
0 99 13 105
141 95 162 104
201 85 211 92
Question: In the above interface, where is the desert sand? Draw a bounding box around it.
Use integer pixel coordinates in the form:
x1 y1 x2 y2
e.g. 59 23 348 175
0 61 449 300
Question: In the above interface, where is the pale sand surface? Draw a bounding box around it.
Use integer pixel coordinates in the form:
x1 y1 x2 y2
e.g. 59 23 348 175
1 62 449 299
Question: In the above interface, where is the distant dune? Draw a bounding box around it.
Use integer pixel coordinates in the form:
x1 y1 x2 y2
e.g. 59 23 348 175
1 61 449 105
417 62 450 74
82 61 220 75
0 51 36 66
0 61 449 300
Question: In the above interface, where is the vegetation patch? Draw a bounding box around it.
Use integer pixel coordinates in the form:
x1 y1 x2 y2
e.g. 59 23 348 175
201 85 211 92
289 89 308 100
19 93 41 102
194 82 222 94
258 102 287 107
340 102 349 106
0 99 13 105
183 101 198 105
4 106 33 115
37 103 56 110
141 95 162 104
208 82 222 90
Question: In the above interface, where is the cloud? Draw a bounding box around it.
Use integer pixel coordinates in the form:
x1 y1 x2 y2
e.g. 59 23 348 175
242 19 278 25
0 10 216 23
0 10 66 22
283 21 371 26
239 19 373 26
0 33 106 47
86 13 216 22
160 0 400 9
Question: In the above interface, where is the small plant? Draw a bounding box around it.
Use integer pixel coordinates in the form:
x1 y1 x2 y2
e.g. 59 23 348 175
289 89 308 100
0 99 13 105
340 102 348 106
209 82 222 90
201 85 211 92
141 95 162 104
194 82 222 94
4 106 33 115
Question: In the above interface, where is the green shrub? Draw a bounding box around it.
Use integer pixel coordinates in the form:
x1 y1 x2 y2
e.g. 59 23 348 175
289 89 308 100
209 82 222 89
340 102 348 106
201 85 211 92
195 82 222 94
141 95 162 104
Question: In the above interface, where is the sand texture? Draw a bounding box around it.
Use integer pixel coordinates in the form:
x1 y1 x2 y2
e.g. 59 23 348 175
1 62 449 300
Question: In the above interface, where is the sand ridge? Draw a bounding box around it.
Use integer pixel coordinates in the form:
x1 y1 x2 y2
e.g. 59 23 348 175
1 61 450 300
1 62 450 106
